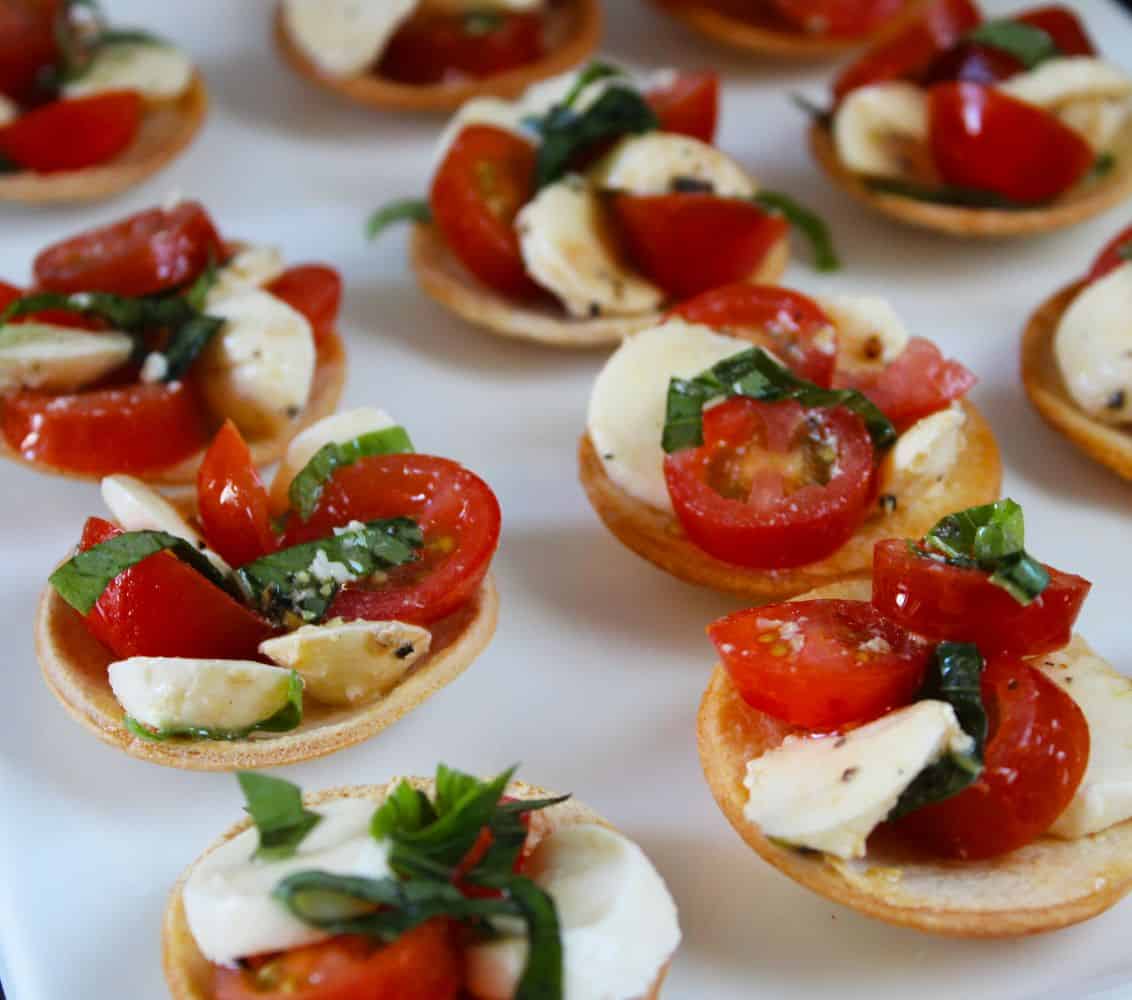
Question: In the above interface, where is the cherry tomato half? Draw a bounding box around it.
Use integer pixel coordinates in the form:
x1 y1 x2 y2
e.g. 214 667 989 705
0 92 141 174
266 265 342 347
1086 224 1132 283
646 71 719 144
0 0 61 104
197 421 277 568
770 0 905 38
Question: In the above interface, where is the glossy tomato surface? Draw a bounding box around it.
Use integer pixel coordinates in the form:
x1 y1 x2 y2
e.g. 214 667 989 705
266 265 342 347
922 40 1022 85
197 421 277 568
0 0 60 103
646 71 719 143
1087 224 1132 283
0 91 142 173
770 0 904 37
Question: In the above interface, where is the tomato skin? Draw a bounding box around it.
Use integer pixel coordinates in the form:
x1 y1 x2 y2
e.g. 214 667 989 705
197 421 277 568
0 92 142 173
1087 224 1132 283
646 71 719 143
770 0 905 37
892 656 1089 860
76 517 276 661
611 194 788 302
928 82 1094 204
922 41 1022 85
1015 6 1095 57
710 599 932 729
266 265 341 347
0 0 61 103
430 124 540 300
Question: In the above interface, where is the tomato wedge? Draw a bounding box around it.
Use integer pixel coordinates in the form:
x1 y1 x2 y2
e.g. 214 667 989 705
266 265 342 347
1015 5 1095 57
710 599 933 729
0 0 60 103
770 0 904 37
430 124 540 299
1087 224 1132 283
611 194 788 302
281 454 501 626
77 517 275 661
891 656 1089 860
669 284 837 387
197 421 277 568
928 82 1094 204
0 92 142 174
646 71 719 143
34 202 225 297
664 398 875 569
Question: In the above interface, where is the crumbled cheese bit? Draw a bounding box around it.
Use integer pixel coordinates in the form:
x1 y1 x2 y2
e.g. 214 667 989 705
309 549 354 585
139 352 169 383
859 637 892 655
755 618 806 655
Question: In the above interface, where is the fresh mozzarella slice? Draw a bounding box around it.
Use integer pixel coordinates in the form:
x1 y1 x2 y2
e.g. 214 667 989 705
590 133 756 198
282 0 417 76
588 318 748 511
743 700 974 859
998 57 1132 111
879 403 967 490
466 824 681 1000
1057 98 1132 153
832 81 929 180
183 797 391 966
1054 262 1132 424
0 324 132 393
197 288 316 437
63 42 194 101
207 245 286 304
0 94 17 127
817 294 909 369
516 175 664 318
260 618 431 706
1039 639 1132 839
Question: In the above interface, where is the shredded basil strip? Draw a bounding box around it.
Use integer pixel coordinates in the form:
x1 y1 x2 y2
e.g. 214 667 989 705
1090 152 1116 181
662 347 896 454
1118 243 1132 262
864 176 1038 209
966 19 1060 69
366 199 432 239
49 530 235 615
752 190 839 272
238 772 322 861
289 426 415 523
463 10 504 34
558 61 625 108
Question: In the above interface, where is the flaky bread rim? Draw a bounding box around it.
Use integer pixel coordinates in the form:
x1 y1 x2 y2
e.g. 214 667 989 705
1021 279 1132 481
273 0 602 113
578 398 1001 602
410 222 790 349
0 74 207 205
811 122 1132 237
698 577 1132 937
163 780 670 1000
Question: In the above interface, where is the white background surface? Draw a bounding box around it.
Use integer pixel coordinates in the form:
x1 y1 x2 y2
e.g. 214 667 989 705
2 1 1132 997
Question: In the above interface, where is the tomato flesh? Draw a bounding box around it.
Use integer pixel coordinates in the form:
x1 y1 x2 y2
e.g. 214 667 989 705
0 0 60 103
1087 224 1132 283
646 71 719 143
0 92 142 173
266 265 342 347
197 421 277 568
770 0 905 37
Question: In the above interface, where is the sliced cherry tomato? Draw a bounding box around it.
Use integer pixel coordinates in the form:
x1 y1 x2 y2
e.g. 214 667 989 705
664 398 875 569
0 0 61 104
214 923 464 1000
0 92 141 174
611 194 788 302
646 71 719 143
1015 6 1095 57
710 599 932 729
670 283 837 387
281 454 501 626
1086 224 1132 283
197 421 277 568
892 655 1089 859
430 124 540 299
771 0 904 37
266 265 341 347
922 41 1023 85
77 517 275 661
3 380 210 476
34 202 225 298
928 82 1094 204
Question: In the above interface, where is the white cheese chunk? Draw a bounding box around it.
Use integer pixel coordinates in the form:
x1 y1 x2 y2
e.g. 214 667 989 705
818 294 909 369
423 0 543 12
0 324 132 393
743 701 973 859
590 133 756 198
466 824 681 1000
63 42 194 101
881 403 967 488
207 245 286 304
282 0 416 76
0 94 17 127
183 797 391 966
998 57 1132 111
832 81 928 180
1057 97 1132 153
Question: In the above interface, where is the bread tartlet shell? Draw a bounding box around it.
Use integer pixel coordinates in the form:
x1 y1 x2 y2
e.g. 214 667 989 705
0 75 208 205
273 0 602 113
163 780 670 1000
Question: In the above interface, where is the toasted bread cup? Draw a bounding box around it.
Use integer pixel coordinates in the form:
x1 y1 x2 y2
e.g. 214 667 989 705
273 0 602 114
810 122 1132 237
698 577 1132 937
163 779 670 1000
579 398 1001 602
0 75 207 205
411 222 790 349
1022 280 1132 481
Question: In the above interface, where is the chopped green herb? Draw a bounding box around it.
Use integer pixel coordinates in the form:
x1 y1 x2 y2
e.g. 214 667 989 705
1118 243 1132 262
238 772 322 860
966 19 1060 69
791 92 833 128
366 199 432 240
864 177 1035 209
559 61 625 108
463 10 504 34
752 190 839 272
1090 152 1116 181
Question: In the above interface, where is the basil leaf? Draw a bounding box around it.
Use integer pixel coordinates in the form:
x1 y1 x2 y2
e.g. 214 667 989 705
464 10 504 34
752 190 840 272
371 780 439 841
366 198 432 240
237 772 322 860
91 28 164 47
864 176 1037 209
478 874 563 1000
966 19 1060 69
1119 243 1132 263
1090 152 1116 180
183 255 219 312
559 61 625 109
662 347 896 454
290 426 414 522
159 313 224 382
476 795 571 880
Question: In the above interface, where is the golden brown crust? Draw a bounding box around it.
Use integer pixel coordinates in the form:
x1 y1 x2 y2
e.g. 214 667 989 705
1021 280 1132 481
0 75 207 205
811 122 1132 237
411 222 790 349
163 781 669 1000
273 0 602 113
578 398 1001 602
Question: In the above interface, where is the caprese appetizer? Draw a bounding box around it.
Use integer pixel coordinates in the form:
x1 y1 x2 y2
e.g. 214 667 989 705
0 201 346 483
0 0 206 203
809 0 1132 235
369 63 836 348
164 766 681 1000
275 0 602 112
36 408 500 769
698 498 1132 936
579 282 999 600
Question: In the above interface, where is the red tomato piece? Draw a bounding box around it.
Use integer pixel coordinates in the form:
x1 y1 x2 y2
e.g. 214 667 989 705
197 421 277 568
77 517 275 661
892 656 1089 859
646 71 719 143
1086 224 1132 283
281 454 501 626
430 124 540 299
0 0 60 103
1015 6 1095 56
709 599 933 729
0 92 141 174
928 82 1094 204
770 0 904 37
670 283 838 387
266 265 342 347
34 201 225 297
664 398 875 569
611 194 789 302
922 41 1023 85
